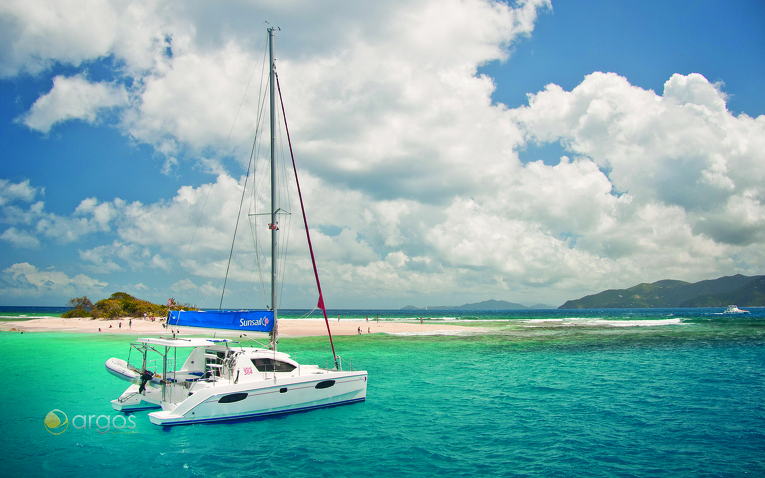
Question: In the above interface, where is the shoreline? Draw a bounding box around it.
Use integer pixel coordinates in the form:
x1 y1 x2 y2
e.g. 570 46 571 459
0 317 486 336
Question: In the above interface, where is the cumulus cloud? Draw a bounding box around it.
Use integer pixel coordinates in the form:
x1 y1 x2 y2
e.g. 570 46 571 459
78 245 124 274
511 71 765 249
0 227 41 249
0 0 172 77
124 42 263 157
20 74 128 133
150 254 172 271
1 262 108 298
161 156 179 176
7 0 548 164
1 184 126 248
0 179 41 206
170 278 221 307
34 197 120 243
1 179 44 248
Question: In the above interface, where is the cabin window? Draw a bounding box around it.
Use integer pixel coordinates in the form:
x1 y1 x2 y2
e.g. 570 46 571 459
219 392 248 403
250 358 296 373
315 380 335 389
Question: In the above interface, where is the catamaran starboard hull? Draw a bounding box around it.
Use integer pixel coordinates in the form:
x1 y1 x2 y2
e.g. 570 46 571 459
148 372 367 426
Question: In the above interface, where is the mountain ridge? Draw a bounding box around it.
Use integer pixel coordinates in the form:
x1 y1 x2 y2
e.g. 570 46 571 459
559 274 765 309
401 299 556 311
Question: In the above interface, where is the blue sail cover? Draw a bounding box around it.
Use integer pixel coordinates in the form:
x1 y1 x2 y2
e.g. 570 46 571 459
168 310 274 332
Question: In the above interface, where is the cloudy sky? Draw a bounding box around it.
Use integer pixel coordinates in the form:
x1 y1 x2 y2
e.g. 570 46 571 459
1 0 764 309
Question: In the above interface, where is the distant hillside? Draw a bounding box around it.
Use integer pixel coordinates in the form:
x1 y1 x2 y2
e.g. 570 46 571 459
402 299 531 311
559 274 765 309
528 303 558 310
682 276 765 307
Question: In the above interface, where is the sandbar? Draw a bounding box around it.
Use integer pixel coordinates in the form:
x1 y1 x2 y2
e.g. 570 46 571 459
0 317 485 337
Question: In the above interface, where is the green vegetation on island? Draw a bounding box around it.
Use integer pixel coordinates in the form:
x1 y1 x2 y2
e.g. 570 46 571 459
559 274 765 309
62 292 197 319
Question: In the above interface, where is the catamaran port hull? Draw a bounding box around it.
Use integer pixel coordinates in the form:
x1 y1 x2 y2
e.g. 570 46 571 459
111 384 163 412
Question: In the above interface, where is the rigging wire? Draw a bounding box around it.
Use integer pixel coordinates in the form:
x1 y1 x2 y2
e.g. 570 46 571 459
248 27 295 311
275 98 293 308
180 35 267 287
275 71 339 368
199 276 223 309
218 148 254 309
298 307 319 319
250 36 274 308
219 33 270 309
249 216 270 307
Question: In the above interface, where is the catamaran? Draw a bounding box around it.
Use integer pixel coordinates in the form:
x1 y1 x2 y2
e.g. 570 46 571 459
105 28 367 426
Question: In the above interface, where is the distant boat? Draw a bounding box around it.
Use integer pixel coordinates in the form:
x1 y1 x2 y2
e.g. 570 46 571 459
722 305 750 314
105 27 367 426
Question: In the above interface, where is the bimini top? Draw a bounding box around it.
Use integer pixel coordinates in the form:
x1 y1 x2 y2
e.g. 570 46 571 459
135 337 235 348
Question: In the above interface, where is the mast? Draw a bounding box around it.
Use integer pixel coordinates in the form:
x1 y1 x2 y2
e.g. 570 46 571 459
266 28 338 368
268 26 278 351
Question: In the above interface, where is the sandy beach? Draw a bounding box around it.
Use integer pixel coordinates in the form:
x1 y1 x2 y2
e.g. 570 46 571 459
0 316 485 336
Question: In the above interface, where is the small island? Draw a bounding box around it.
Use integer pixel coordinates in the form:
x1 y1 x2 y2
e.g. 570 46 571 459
62 292 196 319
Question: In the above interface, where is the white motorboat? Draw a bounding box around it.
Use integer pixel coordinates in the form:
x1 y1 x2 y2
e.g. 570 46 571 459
106 28 367 425
722 305 750 314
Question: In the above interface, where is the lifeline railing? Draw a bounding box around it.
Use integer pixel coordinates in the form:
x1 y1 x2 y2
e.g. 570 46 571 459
323 356 358 372
127 357 181 374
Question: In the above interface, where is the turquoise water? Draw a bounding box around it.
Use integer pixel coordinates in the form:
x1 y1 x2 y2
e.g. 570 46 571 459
1 310 764 477
0 306 71 320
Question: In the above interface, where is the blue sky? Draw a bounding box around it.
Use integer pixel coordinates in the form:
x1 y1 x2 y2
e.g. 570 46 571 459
1 0 764 308
484 0 765 115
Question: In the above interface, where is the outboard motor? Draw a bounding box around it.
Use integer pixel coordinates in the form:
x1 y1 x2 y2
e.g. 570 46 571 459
138 370 154 394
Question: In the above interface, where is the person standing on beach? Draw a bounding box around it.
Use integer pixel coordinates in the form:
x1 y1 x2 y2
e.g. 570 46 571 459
129 318 132 329
119 321 122 329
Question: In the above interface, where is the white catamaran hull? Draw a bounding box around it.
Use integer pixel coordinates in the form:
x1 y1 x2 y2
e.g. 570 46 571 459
107 338 367 426
147 372 367 426
111 384 163 412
